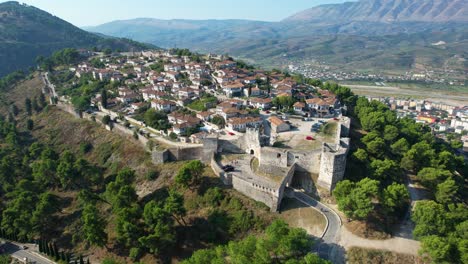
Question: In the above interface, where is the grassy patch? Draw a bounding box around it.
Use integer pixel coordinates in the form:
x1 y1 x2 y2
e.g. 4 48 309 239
187 96 217 111
347 247 422 264
319 121 338 142
279 198 326 237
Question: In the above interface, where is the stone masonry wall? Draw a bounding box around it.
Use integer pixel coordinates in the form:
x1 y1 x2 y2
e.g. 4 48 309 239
231 175 279 211
288 149 322 174
317 138 350 192
259 147 289 168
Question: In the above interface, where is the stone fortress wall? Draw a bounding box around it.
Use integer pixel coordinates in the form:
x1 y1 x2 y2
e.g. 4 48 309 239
59 101 350 212
210 118 350 211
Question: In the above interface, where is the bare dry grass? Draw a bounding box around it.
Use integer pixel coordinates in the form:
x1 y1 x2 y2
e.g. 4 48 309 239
279 198 326 237
345 220 392 240
347 247 423 264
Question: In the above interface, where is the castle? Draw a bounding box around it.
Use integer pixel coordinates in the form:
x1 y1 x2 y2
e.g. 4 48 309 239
151 117 351 212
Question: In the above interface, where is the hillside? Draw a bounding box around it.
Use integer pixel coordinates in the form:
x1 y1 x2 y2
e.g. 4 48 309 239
0 1 154 77
85 0 467 77
285 0 468 23
0 74 281 263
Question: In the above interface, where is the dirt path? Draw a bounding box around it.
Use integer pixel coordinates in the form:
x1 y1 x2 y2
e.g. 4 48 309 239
339 225 420 256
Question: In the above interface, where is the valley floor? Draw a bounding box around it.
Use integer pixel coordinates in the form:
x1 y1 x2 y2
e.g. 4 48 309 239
343 84 468 106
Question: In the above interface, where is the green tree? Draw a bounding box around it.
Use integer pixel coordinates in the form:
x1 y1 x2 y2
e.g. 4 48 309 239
56 151 77 189
435 178 458 205
101 89 108 109
417 168 452 191
164 189 187 226
25 98 32 115
381 183 409 215
140 201 176 254
175 160 204 188
419 236 452 263
82 203 107 247
26 119 34 130
412 201 448 238
401 142 436 172
115 205 141 247
383 125 399 142
365 137 386 158
31 192 58 234
370 159 400 183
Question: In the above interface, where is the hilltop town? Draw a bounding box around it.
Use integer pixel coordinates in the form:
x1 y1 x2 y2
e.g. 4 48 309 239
60 49 352 211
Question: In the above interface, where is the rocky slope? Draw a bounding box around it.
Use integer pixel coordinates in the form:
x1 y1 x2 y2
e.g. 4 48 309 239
285 0 468 23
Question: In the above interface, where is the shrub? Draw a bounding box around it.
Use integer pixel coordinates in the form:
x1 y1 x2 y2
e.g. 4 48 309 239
79 142 93 154
202 187 224 206
169 132 178 140
145 171 158 181
102 115 111 125
129 247 142 261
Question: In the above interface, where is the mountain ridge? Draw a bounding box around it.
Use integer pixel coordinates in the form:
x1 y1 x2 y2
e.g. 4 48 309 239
0 1 154 77
285 0 468 23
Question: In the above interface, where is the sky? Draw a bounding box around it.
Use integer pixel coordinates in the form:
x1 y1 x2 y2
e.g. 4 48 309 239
4 0 351 26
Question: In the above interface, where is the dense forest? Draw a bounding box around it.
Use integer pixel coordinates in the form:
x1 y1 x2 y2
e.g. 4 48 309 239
324 82 467 263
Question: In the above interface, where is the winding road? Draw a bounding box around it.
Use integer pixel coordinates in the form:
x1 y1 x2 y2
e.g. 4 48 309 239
286 188 345 263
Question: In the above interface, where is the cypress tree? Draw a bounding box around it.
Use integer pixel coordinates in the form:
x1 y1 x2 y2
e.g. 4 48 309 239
25 98 32 115
45 242 51 256
39 93 47 108
53 243 59 260
101 89 108 109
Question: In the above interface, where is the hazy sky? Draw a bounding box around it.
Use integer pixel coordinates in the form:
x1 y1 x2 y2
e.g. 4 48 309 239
4 0 352 26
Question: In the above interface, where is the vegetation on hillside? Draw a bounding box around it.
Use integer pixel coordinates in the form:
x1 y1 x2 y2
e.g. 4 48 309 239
0 1 154 77
0 69 329 263
323 81 467 263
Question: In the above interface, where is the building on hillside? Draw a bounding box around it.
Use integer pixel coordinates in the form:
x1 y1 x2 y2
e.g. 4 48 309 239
268 116 290 133
293 102 306 115
151 99 177 113
249 98 272 110
227 116 262 132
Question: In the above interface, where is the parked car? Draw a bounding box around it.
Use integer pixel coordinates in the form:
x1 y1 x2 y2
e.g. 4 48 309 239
222 165 234 172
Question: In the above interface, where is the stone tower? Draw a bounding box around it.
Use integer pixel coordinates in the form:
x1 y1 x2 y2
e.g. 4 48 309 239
317 138 350 192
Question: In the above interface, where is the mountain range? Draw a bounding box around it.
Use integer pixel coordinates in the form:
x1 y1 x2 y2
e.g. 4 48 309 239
285 0 468 22
0 1 154 77
85 0 467 77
